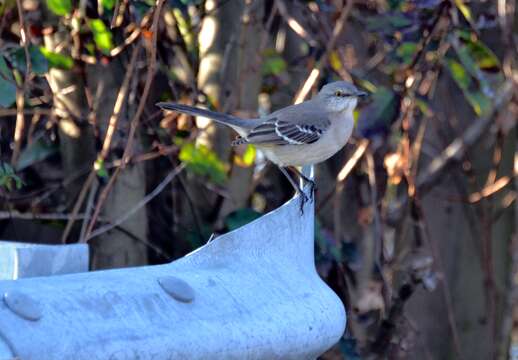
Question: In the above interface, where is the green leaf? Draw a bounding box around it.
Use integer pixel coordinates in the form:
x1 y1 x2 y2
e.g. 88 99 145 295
0 162 23 191
101 0 116 10
40 47 74 70
445 58 471 90
89 19 114 55
465 91 491 116
16 138 59 171
9 45 48 75
173 8 195 53
396 42 418 65
178 142 228 184
224 208 262 231
415 98 433 117
94 158 108 178
0 56 16 108
455 31 500 72
262 50 287 76
46 0 72 16
445 58 491 116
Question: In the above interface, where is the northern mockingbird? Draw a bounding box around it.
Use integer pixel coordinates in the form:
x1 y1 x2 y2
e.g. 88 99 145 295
157 81 366 209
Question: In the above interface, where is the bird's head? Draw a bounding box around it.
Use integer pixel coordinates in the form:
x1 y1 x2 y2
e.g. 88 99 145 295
317 81 367 113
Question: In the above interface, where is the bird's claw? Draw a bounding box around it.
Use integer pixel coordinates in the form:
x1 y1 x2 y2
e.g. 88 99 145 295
307 180 316 200
299 192 308 215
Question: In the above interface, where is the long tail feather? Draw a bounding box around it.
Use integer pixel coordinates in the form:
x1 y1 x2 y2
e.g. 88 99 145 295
156 102 248 131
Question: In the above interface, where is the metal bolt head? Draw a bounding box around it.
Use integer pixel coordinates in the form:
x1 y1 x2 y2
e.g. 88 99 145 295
3 290 43 321
158 276 195 303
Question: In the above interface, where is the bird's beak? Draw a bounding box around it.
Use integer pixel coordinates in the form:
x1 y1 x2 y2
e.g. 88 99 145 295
355 90 368 98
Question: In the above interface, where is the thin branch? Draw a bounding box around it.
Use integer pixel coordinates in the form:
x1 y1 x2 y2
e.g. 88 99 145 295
468 176 512 203
84 164 185 242
61 171 96 243
121 0 165 164
275 0 318 46
109 27 141 57
0 108 52 117
11 0 32 165
84 41 143 237
416 80 515 193
0 211 90 220
100 43 141 160
83 0 165 239
318 139 369 212
294 0 354 104
63 43 141 242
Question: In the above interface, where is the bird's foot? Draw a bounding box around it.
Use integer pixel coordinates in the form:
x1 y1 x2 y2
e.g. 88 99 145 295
298 191 310 215
306 179 316 200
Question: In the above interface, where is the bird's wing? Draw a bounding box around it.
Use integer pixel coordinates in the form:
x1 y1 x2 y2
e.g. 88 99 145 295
235 115 330 146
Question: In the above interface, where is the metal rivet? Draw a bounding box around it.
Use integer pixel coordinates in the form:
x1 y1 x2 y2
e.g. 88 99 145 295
158 276 195 303
3 291 43 321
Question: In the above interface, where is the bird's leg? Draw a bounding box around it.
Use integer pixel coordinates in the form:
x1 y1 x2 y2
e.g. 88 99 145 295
288 166 316 200
279 167 307 214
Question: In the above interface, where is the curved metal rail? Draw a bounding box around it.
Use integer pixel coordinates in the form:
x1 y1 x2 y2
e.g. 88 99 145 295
0 168 346 359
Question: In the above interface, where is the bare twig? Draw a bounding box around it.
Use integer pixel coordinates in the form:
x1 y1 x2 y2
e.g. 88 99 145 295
0 108 52 117
331 140 370 241
469 176 512 203
11 0 32 165
0 211 90 220
110 0 128 29
416 80 515 193
318 139 369 212
100 43 141 160
61 171 96 243
294 0 355 104
109 27 141 57
79 178 99 242
64 43 141 242
84 0 165 238
11 90 26 165
84 164 185 242
275 0 318 46
121 0 165 165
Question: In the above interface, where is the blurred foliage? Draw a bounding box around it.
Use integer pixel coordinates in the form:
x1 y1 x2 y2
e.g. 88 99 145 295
177 140 228 185
89 19 114 54
39 47 74 70
0 0 515 358
0 163 23 191
0 56 16 107
46 0 72 16
16 137 58 171
261 49 287 76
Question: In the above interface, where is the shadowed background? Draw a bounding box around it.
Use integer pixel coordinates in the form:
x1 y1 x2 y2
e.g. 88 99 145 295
0 0 517 359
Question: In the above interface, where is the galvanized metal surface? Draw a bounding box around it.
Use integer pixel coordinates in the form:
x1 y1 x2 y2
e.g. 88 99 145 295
0 181 346 359
0 241 88 280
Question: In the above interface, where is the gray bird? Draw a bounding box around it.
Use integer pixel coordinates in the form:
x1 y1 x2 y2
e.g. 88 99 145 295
157 81 366 208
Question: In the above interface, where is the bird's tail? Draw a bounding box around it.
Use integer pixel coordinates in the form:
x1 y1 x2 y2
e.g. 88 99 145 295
156 102 251 134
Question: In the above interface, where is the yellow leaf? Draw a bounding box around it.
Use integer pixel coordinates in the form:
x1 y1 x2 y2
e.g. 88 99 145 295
329 51 342 72
233 145 256 167
454 0 472 21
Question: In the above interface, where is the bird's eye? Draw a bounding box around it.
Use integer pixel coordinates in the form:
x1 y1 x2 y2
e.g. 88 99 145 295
335 90 344 97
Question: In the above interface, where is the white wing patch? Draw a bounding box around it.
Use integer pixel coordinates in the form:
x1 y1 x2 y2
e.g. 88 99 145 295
233 118 326 146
